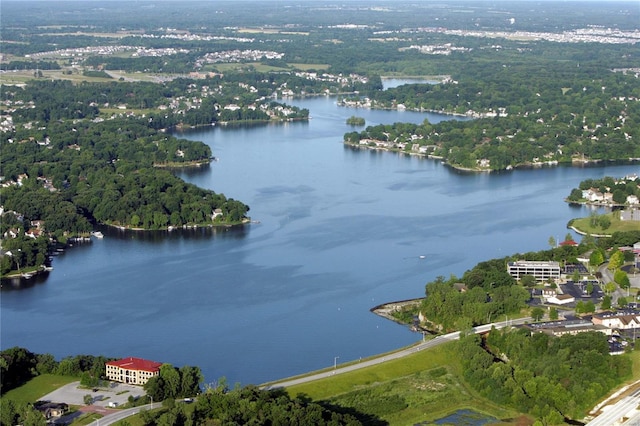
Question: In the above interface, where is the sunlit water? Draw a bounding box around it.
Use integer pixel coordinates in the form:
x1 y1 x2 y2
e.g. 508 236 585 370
2 92 638 385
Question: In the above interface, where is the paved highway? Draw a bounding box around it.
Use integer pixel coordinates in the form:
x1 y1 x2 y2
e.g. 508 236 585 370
265 318 529 389
586 387 640 426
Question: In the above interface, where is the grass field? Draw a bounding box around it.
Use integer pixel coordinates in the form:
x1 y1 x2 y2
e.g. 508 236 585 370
3 374 77 404
570 211 640 236
286 342 525 425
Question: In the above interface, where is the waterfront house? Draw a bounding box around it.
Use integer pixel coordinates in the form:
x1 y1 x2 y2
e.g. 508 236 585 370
106 357 162 385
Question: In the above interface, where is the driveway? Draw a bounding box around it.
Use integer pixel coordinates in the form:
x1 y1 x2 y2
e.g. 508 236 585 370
39 381 146 408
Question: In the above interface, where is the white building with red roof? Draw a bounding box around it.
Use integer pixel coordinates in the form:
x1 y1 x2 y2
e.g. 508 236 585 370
105 357 162 385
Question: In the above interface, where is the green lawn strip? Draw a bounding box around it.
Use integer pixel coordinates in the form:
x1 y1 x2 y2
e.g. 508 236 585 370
3 374 77 403
286 342 524 425
571 213 640 236
72 412 104 426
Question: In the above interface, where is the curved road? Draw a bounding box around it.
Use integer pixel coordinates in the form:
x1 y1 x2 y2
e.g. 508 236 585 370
264 318 529 389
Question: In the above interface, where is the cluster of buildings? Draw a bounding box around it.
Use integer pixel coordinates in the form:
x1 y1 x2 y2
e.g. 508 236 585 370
409 27 640 45
197 49 284 64
399 43 471 56
582 188 639 206
523 309 640 354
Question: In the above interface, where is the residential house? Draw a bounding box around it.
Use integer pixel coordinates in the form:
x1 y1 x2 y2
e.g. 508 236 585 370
34 402 68 421
582 188 604 202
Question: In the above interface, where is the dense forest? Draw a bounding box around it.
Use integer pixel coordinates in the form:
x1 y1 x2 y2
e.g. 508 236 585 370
0 73 313 276
459 330 631 424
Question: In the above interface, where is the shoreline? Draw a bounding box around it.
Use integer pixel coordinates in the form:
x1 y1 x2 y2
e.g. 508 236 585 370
102 217 252 233
345 141 640 174
370 297 429 332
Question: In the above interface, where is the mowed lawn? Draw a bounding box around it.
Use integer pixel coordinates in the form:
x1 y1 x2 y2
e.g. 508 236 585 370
3 374 77 404
571 213 640 235
285 341 525 425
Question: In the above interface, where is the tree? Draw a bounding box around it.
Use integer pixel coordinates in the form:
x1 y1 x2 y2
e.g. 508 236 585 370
549 307 559 321
599 215 611 230
179 365 203 397
531 307 545 322
586 282 594 295
521 274 536 287
571 269 581 283
160 364 181 399
589 250 604 270
601 295 612 310
608 250 624 271
548 236 556 249
84 394 93 405
614 269 630 290
581 233 595 247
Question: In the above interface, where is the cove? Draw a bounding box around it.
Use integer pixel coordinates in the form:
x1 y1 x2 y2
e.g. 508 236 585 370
1 94 638 386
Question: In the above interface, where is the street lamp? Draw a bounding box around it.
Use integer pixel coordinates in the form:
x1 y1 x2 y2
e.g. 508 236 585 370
333 356 339 370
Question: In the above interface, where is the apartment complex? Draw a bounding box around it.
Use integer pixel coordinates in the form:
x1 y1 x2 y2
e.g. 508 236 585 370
105 357 162 385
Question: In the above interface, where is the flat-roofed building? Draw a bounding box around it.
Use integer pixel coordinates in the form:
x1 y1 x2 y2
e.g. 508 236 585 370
507 260 561 282
106 357 162 385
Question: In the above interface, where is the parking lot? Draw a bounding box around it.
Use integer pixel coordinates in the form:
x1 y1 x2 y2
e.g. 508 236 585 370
39 381 146 407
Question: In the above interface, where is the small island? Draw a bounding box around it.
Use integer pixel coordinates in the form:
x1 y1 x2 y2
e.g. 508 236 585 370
345 116 365 126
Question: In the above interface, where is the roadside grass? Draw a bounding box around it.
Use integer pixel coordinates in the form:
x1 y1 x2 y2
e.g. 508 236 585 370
571 213 640 236
628 349 640 380
3 374 77 404
73 412 103 426
286 342 524 425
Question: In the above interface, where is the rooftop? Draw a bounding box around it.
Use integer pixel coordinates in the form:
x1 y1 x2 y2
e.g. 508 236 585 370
106 357 162 372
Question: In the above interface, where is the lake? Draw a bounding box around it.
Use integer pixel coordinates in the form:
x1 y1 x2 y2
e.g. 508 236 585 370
2 93 638 386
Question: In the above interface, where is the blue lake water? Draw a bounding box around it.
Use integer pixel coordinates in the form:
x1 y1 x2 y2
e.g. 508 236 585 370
2 94 638 386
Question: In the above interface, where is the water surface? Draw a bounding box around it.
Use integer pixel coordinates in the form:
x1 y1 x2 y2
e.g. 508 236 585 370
2 95 638 385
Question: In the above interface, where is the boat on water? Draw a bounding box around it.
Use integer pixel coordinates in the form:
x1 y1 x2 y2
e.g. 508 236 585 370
91 231 104 238
22 272 34 279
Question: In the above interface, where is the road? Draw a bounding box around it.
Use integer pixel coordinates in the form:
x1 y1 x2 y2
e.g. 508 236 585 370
586 385 640 426
86 403 157 426
264 318 529 389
